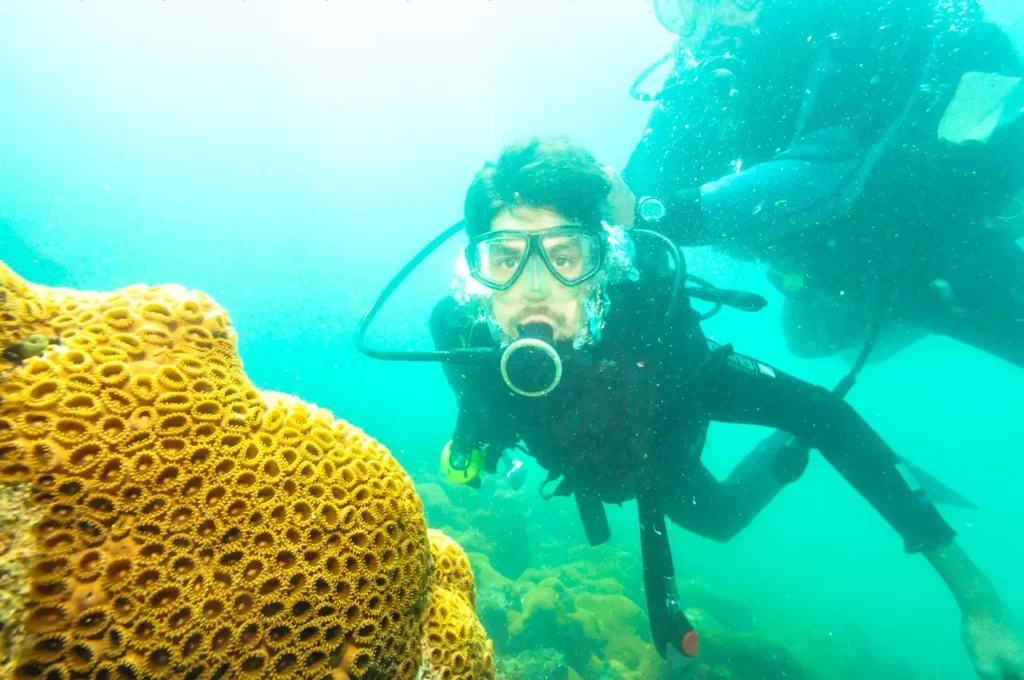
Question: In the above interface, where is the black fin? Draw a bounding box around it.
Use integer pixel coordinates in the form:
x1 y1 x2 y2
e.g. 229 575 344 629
899 457 980 511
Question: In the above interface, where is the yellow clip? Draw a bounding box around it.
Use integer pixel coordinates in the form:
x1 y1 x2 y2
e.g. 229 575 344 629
440 440 483 486
781 272 805 293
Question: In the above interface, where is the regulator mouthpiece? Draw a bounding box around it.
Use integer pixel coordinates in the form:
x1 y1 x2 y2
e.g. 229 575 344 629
500 323 562 397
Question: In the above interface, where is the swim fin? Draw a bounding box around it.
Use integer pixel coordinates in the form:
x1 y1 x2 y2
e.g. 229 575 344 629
898 457 980 511
938 72 1023 145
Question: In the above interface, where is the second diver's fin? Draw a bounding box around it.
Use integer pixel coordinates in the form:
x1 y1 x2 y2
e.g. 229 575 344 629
898 457 980 511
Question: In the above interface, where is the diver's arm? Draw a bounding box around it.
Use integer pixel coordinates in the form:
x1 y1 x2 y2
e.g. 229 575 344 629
429 296 480 405
692 18 1024 245
631 143 863 247
621 51 867 247
677 20 1024 246
429 297 518 478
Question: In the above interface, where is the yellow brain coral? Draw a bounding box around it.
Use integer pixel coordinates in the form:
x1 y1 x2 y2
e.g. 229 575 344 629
0 261 491 679
427 529 475 608
421 585 493 680
421 530 494 680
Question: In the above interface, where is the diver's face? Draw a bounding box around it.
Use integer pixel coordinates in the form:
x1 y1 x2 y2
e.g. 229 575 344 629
487 207 593 342
657 0 763 55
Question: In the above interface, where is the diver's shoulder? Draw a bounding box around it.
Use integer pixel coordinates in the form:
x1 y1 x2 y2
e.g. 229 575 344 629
429 296 469 344
430 295 493 350
607 266 690 333
430 295 458 319
429 295 457 330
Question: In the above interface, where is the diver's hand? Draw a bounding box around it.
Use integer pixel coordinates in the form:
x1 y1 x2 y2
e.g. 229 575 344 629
964 610 1024 679
603 166 636 229
749 429 809 486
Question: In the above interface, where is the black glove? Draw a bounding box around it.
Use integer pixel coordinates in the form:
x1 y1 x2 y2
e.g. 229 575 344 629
750 429 811 486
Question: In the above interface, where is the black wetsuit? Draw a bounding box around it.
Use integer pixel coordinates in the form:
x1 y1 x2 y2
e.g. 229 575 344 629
623 0 1024 366
430 256 955 553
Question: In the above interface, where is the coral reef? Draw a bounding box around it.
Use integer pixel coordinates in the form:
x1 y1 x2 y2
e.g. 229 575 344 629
420 530 494 680
502 568 666 680
416 479 533 580
0 261 492 679
427 530 476 607
767 614 918 680
464 552 812 680
685 629 804 680
464 552 514 651
495 647 578 680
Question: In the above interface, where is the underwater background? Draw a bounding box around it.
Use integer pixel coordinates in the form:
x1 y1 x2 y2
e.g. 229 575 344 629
1 1 1022 678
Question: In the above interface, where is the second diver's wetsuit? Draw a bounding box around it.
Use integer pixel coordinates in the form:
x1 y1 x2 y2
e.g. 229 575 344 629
623 0 1024 368
430 252 956 553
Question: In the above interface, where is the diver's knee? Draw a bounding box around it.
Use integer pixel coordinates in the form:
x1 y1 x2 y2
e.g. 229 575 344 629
782 320 843 359
703 516 749 542
812 385 858 419
781 297 859 359
704 526 738 543
666 510 748 543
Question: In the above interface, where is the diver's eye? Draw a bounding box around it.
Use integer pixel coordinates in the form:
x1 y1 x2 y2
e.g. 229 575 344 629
553 257 572 268
500 257 519 269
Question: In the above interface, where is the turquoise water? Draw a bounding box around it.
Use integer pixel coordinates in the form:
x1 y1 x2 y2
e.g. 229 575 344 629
2 2 1022 678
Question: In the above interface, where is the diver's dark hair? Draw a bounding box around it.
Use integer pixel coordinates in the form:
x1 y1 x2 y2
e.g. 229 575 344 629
463 136 613 239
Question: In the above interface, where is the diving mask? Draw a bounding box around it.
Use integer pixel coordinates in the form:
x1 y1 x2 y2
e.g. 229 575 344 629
654 0 762 38
465 225 604 290
632 0 757 101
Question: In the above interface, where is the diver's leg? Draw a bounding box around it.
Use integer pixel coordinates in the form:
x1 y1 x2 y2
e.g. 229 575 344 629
661 452 785 542
779 292 865 359
837 322 929 366
916 235 1024 370
700 347 956 552
781 277 929 365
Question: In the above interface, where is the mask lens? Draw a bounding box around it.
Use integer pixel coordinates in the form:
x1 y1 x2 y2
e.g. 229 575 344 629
654 0 697 35
471 235 528 287
541 231 601 285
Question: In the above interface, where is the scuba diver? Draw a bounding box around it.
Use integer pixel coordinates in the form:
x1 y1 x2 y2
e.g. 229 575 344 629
357 136 1024 678
621 0 1024 371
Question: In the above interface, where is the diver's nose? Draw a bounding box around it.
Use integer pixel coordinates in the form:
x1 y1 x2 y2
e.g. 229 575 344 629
521 254 549 301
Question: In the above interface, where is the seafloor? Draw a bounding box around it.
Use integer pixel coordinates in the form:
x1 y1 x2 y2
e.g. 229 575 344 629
416 474 917 680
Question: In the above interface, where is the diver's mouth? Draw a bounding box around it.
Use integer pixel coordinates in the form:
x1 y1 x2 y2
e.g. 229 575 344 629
511 307 566 329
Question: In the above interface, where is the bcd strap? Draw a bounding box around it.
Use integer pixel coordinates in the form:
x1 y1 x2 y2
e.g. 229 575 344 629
539 470 612 547
638 492 698 661
576 492 611 547
538 469 569 500
627 329 729 663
